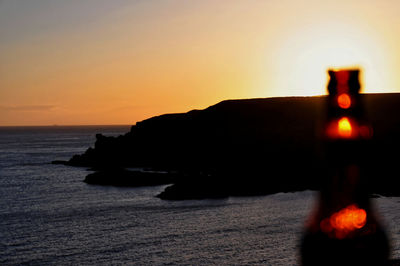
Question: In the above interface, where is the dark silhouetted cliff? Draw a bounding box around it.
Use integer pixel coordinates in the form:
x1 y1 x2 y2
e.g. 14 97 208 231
54 94 400 199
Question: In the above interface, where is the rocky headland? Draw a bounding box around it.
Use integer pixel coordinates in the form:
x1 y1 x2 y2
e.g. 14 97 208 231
53 94 400 199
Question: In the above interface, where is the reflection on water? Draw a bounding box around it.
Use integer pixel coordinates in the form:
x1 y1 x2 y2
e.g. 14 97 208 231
0 126 398 265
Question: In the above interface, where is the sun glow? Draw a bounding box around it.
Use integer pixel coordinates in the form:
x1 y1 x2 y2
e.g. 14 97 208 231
264 20 390 97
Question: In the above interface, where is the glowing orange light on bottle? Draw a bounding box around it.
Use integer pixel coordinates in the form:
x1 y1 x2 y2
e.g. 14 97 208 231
337 93 351 109
320 204 367 239
338 117 352 138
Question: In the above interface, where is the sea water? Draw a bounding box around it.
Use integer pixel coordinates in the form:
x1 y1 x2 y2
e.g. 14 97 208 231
0 126 399 265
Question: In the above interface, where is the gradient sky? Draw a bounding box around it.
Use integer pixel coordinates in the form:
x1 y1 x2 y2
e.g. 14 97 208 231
1 0 400 126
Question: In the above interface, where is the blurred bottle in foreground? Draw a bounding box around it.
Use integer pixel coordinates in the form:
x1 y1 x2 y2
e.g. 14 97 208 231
300 69 390 265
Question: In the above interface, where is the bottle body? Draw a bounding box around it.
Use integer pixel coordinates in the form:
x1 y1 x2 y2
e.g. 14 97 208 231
300 69 389 265
301 141 389 265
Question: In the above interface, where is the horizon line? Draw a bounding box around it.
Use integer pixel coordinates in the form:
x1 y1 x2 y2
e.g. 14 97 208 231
0 124 132 128
1 92 398 127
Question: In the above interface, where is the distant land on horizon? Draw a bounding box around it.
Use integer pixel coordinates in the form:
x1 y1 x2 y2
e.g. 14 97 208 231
53 93 400 200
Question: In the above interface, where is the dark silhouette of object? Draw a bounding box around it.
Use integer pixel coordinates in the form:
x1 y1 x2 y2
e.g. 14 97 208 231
300 69 389 265
53 93 400 199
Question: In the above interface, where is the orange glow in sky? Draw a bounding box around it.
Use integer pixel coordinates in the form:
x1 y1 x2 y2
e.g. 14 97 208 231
1 0 400 125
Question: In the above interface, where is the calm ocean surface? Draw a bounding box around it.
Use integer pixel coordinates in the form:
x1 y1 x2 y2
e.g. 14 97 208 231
0 126 399 265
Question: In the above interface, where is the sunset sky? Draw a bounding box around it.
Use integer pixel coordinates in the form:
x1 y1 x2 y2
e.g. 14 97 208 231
1 0 400 126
